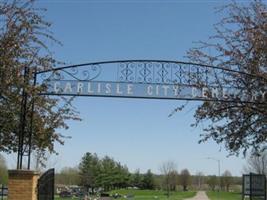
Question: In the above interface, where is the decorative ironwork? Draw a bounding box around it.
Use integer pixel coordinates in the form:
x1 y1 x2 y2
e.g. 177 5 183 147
40 64 101 82
37 60 253 89
38 168 55 200
36 60 264 103
116 61 242 88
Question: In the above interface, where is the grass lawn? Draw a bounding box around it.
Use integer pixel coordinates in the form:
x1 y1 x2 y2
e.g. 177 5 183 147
55 189 196 200
206 191 241 200
109 189 196 200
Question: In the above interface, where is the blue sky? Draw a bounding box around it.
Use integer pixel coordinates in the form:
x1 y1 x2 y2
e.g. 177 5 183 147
5 0 256 176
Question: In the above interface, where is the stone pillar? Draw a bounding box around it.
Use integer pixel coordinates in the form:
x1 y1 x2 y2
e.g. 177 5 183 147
8 170 40 200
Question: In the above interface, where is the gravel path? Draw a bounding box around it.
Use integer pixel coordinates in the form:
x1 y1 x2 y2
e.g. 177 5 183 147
184 191 210 200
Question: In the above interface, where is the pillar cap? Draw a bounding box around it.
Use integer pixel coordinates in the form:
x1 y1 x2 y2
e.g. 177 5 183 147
8 170 40 176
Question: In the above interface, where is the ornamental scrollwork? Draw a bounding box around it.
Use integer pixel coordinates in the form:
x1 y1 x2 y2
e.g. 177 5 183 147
40 64 102 82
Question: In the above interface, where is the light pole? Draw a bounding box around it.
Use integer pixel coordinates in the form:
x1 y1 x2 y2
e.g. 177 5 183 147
206 157 221 199
206 157 221 179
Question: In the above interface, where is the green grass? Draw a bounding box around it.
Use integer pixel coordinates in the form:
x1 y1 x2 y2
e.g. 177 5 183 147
55 189 196 200
109 189 196 200
206 191 241 200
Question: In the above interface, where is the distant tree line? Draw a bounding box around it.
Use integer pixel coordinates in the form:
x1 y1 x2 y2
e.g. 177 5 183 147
55 152 156 193
55 152 242 194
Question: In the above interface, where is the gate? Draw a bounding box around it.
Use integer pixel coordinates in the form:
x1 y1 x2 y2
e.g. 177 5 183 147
0 185 8 200
242 173 266 200
38 168 55 200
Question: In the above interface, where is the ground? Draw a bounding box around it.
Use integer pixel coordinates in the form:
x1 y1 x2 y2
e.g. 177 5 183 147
206 191 241 200
55 189 196 200
55 190 242 200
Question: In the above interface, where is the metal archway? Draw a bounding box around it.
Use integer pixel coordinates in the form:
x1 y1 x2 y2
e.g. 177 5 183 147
17 60 266 170
36 60 266 103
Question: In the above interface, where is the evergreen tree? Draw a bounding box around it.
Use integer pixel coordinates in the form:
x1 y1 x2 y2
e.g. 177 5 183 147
131 169 143 189
142 169 155 190
79 152 100 194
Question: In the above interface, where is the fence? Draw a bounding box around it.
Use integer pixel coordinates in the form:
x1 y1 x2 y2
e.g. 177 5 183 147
0 185 8 200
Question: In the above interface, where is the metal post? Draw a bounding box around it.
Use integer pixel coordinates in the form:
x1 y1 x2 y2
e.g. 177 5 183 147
17 66 29 169
242 175 244 200
249 173 252 200
206 158 221 184
27 68 37 170
264 175 266 200
206 157 221 199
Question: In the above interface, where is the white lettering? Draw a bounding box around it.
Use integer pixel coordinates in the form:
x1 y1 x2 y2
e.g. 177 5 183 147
147 85 153 95
116 84 123 94
202 87 209 98
54 82 60 93
211 88 219 98
252 93 258 101
97 83 101 93
192 87 198 97
88 83 94 93
105 83 111 94
77 82 83 93
173 86 179 96
64 82 72 93
156 85 159 95
260 91 266 101
162 85 169 96
127 84 133 95
222 88 228 99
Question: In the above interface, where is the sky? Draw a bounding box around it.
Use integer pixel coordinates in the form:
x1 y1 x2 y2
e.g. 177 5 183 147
4 0 258 176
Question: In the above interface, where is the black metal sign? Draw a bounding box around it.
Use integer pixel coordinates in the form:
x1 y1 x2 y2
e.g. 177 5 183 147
242 173 266 200
38 168 55 200
36 60 266 103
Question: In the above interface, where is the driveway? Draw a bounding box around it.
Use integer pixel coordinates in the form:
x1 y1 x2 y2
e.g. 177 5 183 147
184 191 210 200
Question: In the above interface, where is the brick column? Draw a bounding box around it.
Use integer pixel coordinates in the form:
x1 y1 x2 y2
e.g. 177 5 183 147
8 170 40 200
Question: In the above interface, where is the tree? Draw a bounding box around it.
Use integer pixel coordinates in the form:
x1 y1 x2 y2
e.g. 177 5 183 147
160 161 178 197
98 156 130 191
97 156 116 191
130 169 143 189
79 152 130 192
195 171 205 190
0 0 80 163
0 154 8 185
142 169 155 190
56 167 80 186
244 150 267 175
221 170 233 192
185 1 267 155
179 169 191 191
207 175 217 191
79 153 100 194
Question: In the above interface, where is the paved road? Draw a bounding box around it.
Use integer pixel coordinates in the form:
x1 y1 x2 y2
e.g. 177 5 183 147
184 191 210 200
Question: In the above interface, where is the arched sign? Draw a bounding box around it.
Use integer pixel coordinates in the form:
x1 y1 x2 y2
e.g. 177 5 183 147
17 60 266 170
37 60 266 103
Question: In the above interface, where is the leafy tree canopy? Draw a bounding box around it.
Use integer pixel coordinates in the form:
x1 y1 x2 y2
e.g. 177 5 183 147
0 0 80 161
186 0 267 155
